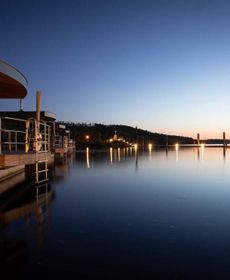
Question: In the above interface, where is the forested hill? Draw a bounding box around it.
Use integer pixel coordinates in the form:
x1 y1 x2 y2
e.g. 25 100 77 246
58 122 194 148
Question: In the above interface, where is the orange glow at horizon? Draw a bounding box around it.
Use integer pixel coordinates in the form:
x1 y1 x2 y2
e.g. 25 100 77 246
149 128 230 140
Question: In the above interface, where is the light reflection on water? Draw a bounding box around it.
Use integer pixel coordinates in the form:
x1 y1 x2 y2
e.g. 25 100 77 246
1 147 230 279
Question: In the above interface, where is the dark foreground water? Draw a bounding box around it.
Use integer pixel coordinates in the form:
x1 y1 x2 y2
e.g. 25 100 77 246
1 147 230 279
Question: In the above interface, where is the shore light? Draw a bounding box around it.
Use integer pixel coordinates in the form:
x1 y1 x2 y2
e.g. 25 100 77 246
200 143 205 148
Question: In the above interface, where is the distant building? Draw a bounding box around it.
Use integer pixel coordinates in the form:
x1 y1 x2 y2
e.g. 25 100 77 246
113 130 117 141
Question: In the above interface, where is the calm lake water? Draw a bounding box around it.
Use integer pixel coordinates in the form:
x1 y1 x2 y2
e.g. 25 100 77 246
1 147 230 279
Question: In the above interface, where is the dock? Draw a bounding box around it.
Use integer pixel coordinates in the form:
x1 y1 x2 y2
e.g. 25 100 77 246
0 60 76 187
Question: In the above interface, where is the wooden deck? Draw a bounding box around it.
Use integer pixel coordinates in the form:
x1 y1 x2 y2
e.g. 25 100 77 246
0 169 25 194
0 152 53 167
0 165 24 181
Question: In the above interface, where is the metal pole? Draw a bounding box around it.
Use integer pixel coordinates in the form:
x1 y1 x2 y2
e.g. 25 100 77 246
20 99 24 111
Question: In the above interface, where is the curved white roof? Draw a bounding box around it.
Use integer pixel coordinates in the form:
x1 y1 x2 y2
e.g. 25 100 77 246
0 60 28 98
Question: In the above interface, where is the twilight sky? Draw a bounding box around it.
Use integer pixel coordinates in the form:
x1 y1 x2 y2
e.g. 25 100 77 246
1 0 230 139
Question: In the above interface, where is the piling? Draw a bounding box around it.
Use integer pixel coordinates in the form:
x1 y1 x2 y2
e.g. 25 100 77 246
197 133 200 146
223 132 226 148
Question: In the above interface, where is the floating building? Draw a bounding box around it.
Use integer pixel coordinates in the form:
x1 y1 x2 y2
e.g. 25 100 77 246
0 60 75 185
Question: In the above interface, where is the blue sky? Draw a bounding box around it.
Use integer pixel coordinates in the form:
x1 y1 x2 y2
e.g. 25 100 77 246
1 0 230 138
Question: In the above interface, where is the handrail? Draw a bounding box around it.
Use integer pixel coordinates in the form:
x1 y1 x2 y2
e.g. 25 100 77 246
2 116 27 123
0 116 51 153
2 142 25 145
1 116 51 127
1 128 26 134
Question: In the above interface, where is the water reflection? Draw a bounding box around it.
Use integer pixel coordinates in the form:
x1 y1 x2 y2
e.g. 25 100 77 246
200 144 205 161
86 147 90 168
109 147 134 164
135 147 139 171
223 146 226 160
1 148 230 279
118 148 121 162
196 145 205 162
148 144 152 161
0 183 54 245
175 143 179 161
51 153 75 181
0 155 75 275
197 146 200 160
110 147 113 164
81 147 229 168
165 146 168 158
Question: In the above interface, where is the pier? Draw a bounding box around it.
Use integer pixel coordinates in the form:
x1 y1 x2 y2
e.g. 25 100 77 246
0 60 75 186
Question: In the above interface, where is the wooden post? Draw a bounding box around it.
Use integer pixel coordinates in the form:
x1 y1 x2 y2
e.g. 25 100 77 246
197 133 200 146
36 91 41 125
35 91 42 152
223 132 226 147
25 120 29 152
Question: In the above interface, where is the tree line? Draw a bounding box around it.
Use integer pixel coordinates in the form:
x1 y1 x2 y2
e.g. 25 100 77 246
58 122 194 148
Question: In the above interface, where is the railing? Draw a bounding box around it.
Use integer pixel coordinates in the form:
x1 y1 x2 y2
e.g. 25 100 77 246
0 117 27 153
30 121 51 152
0 117 51 154
63 136 68 148
54 135 63 148
53 135 75 150
68 139 76 149
53 135 68 149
